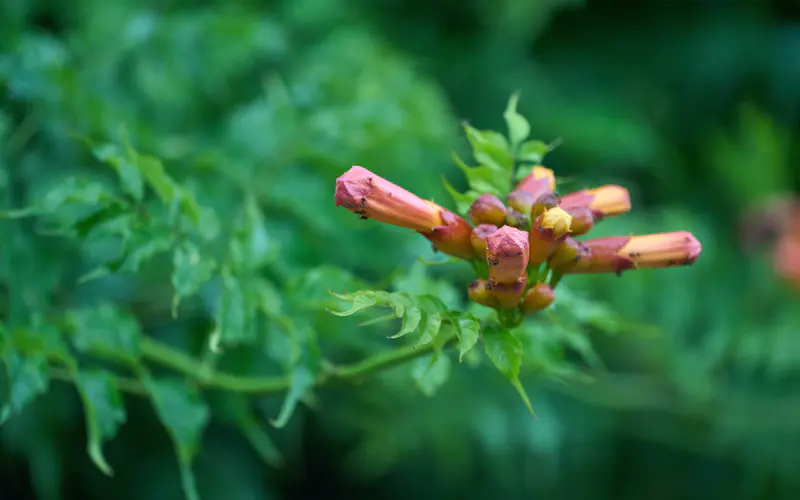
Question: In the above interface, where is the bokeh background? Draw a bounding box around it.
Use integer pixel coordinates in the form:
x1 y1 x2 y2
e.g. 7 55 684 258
2 0 800 499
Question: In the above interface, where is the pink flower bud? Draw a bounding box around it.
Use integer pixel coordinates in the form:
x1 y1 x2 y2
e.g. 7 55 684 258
566 207 595 236
469 194 507 226
564 232 702 274
486 225 530 284
559 185 631 220
471 224 498 256
521 283 555 314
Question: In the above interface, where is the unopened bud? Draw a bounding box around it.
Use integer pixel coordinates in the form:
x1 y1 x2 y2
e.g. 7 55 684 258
425 209 478 260
505 209 531 230
532 193 560 219
507 190 535 215
529 206 573 266
471 224 498 256
492 277 527 309
548 237 590 271
566 207 595 236
564 232 702 274
468 280 500 309
521 282 555 314
514 167 556 201
486 226 530 284
469 194 507 226
560 185 631 220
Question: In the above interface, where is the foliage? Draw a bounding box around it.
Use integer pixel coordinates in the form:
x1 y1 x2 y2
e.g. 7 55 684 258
2 1 800 500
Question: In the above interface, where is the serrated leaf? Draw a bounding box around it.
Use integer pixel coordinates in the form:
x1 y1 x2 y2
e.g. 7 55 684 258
122 136 177 205
143 377 210 500
270 347 319 429
0 351 49 424
389 307 421 339
37 177 117 214
504 93 530 147
442 176 479 215
463 124 514 172
68 304 142 365
483 327 535 417
172 242 216 317
415 311 442 347
411 353 452 397
329 294 378 316
518 140 550 164
454 315 480 362
93 143 145 201
73 370 126 476
215 271 258 346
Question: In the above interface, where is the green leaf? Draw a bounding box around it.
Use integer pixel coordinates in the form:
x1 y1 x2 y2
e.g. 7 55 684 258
389 307 421 339
452 152 509 196
172 242 216 317
228 396 283 467
122 135 177 205
518 140 550 164
483 327 535 417
255 279 284 319
503 93 531 147
328 294 378 316
270 347 319 429
229 195 273 272
73 370 126 476
442 176 480 216
411 353 452 397
416 311 442 347
463 123 514 171
143 377 210 500
92 143 145 201
68 304 142 365
215 271 258 346
454 315 480 362
0 351 49 424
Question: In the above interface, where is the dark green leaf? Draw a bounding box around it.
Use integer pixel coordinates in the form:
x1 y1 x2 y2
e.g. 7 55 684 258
503 93 530 147
171 242 216 317
73 370 126 476
123 138 177 205
143 377 210 500
68 304 142 365
463 124 514 171
0 351 49 424
411 353 452 397
215 271 258 346
229 195 273 272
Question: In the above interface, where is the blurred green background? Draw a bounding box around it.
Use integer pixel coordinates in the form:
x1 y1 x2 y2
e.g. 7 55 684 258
2 0 800 499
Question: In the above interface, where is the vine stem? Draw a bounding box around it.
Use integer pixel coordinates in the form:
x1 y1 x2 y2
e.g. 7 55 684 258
50 336 455 397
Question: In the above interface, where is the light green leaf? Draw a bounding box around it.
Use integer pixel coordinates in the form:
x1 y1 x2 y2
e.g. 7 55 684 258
215 271 258 346
229 195 273 272
389 307 421 339
122 135 177 205
454 315 480 362
463 124 514 171
256 279 284 319
171 242 216 317
452 152 509 196
504 93 531 147
270 348 319 429
518 140 550 164
73 370 126 476
411 353 452 397
483 327 535 417
0 351 49 424
415 311 442 347
143 377 210 500
442 176 480 216
68 304 142 365
92 143 145 201
328 294 378 316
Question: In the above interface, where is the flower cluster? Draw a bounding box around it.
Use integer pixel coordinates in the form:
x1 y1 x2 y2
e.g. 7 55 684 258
335 164 702 315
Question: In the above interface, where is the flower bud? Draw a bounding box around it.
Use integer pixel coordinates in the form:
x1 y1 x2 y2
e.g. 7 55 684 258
532 193 560 220
504 209 531 230
486 225 530 284
492 277 527 309
521 282 555 314
564 231 702 274
514 167 556 200
507 190 535 215
529 206 573 266
424 209 478 260
548 237 590 271
471 224 498 256
469 194 507 226
566 207 595 236
559 185 631 219
468 280 500 309
335 166 443 232
775 232 800 290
